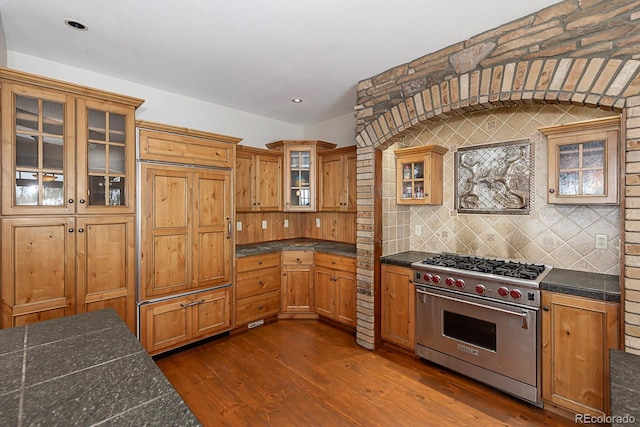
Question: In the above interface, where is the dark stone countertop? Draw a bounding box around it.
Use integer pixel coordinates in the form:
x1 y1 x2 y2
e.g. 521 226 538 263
539 268 620 303
0 309 200 426
380 250 435 267
236 238 356 258
610 349 640 426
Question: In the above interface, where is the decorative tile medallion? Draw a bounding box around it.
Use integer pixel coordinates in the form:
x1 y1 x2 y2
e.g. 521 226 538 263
455 139 532 215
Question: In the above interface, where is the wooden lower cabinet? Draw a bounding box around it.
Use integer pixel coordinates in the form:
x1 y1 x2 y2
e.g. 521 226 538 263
140 286 232 356
235 252 281 326
280 251 315 316
314 252 356 327
542 292 619 417
381 264 415 350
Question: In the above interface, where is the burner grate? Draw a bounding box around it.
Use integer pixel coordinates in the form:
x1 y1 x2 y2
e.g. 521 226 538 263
420 254 547 281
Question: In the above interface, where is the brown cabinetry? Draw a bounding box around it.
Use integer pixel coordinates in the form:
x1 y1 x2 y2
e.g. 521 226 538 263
314 252 356 327
381 263 415 350
280 251 315 316
0 69 142 331
235 252 281 326
395 145 447 205
140 287 231 356
540 117 620 205
542 292 619 417
235 146 282 212
318 146 357 212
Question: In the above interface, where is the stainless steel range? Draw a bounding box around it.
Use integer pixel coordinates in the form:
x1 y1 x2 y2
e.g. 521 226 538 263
412 253 552 407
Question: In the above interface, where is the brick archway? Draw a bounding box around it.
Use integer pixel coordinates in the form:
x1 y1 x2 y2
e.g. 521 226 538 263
353 57 640 352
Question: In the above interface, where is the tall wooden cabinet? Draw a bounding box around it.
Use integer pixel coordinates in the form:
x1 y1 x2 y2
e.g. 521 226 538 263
542 292 619 417
235 146 282 212
381 264 415 350
0 68 143 331
319 146 357 212
137 122 240 355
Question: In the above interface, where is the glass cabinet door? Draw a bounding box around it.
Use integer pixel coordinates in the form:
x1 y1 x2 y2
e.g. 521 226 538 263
557 140 605 196
400 160 425 200
284 146 316 211
2 85 74 215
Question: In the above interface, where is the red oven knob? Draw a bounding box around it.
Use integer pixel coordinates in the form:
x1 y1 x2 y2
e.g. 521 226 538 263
510 289 522 299
498 287 509 297
432 275 441 284
445 277 455 287
475 284 486 294
454 279 465 288
424 273 433 282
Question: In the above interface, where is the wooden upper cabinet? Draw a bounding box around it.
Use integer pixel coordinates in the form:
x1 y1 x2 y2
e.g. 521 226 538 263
319 145 357 212
138 122 240 168
0 70 142 216
235 145 282 212
539 116 620 205
266 140 336 212
395 145 448 205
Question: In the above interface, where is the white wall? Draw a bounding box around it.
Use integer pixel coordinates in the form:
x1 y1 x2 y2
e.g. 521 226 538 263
7 51 304 148
303 112 357 147
0 17 7 67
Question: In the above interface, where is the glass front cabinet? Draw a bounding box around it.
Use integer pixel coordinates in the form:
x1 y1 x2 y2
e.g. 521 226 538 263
540 116 620 205
1 80 137 215
395 145 448 205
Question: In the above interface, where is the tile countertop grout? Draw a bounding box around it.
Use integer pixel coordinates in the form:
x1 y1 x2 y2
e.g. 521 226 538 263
380 250 621 303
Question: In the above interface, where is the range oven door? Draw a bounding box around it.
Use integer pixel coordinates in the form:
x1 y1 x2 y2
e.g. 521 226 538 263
415 286 538 388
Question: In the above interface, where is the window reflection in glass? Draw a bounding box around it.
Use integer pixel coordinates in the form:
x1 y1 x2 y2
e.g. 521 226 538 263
109 176 125 206
16 134 38 168
15 171 38 205
43 174 64 206
43 136 64 170
88 143 107 173
89 175 107 205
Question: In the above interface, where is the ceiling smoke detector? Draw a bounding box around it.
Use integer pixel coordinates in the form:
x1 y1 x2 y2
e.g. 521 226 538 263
64 19 88 31
291 98 303 104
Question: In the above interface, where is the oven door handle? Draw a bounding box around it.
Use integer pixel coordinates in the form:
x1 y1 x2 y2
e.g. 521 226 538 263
416 289 533 330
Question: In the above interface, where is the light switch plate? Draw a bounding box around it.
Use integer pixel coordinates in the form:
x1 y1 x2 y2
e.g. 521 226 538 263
315 218 321 228
415 225 422 235
284 219 289 228
236 221 242 231
262 220 267 229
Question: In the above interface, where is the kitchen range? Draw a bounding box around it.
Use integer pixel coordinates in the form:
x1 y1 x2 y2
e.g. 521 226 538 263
412 253 552 407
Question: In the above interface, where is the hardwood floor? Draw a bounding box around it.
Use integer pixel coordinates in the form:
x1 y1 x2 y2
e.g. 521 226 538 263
156 320 579 426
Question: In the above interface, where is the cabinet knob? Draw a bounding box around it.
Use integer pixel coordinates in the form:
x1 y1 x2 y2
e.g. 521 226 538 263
258 305 263 310
543 306 550 311
253 202 257 205
296 258 301 262
79 199 86 204
549 189 555 193
257 202 261 205
68 228 74 233
331 260 336 264
78 228 84 233
258 260 263 265
68 199 74 204
258 280 263 285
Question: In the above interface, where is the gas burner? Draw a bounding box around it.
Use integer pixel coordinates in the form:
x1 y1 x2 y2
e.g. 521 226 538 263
419 253 548 282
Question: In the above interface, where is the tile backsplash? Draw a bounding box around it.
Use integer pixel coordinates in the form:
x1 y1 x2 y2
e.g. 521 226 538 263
382 104 620 274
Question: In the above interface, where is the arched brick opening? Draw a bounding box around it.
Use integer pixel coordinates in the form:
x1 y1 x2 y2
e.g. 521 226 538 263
353 57 640 352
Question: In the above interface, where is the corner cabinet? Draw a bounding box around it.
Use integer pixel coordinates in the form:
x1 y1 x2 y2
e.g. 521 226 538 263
539 116 620 205
0 68 143 331
395 145 448 205
319 145 357 212
235 145 282 212
266 140 337 212
381 263 415 350
542 292 619 417
279 251 316 317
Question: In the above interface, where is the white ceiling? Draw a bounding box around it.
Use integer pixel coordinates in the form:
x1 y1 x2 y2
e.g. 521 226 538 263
0 0 562 126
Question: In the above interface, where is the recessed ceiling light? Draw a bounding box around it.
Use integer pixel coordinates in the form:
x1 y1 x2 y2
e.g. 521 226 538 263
64 19 88 31
291 98 303 103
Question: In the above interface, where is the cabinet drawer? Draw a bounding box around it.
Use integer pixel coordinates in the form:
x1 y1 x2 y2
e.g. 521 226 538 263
236 252 281 272
235 290 281 325
314 252 356 272
282 251 314 265
236 266 281 299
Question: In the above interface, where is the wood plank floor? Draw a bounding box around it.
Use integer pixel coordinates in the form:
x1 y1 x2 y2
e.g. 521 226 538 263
156 320 580 426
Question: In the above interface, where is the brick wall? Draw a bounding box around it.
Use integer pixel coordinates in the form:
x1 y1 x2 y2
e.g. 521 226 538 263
353 0 640 353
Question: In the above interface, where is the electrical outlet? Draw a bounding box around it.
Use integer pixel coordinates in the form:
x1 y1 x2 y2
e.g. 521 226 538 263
236 221 242 231
284 219 289 228
315 218 321 228
261 220 267 229
415 225 422 235
595 234 608 249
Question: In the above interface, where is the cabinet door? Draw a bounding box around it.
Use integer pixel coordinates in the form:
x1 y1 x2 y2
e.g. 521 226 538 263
542 293 619 416
381 264 415 350
284 145 316 211
282 266 313 312
235 150 253 212
76 216 135 332
191 287 231 338
335 271 356 326
140 164 191 300
314 267 335 317
193 170 232 289
1 83 76 216
140 296 190 355
319 153 343 211
1 217 76 328
256 154 282 211
345 150 357 212
76 99 136 215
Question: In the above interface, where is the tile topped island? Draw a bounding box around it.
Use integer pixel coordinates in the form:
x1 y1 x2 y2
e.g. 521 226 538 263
0 309 199 426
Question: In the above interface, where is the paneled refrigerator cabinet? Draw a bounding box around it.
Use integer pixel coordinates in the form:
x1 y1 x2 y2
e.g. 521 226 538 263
137 121 240 355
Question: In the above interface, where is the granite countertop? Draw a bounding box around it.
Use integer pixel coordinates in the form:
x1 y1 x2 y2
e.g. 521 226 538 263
610 349 640 425
0 309 200 426
539 268 620 303
236 238 356 258
380 250 435 267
